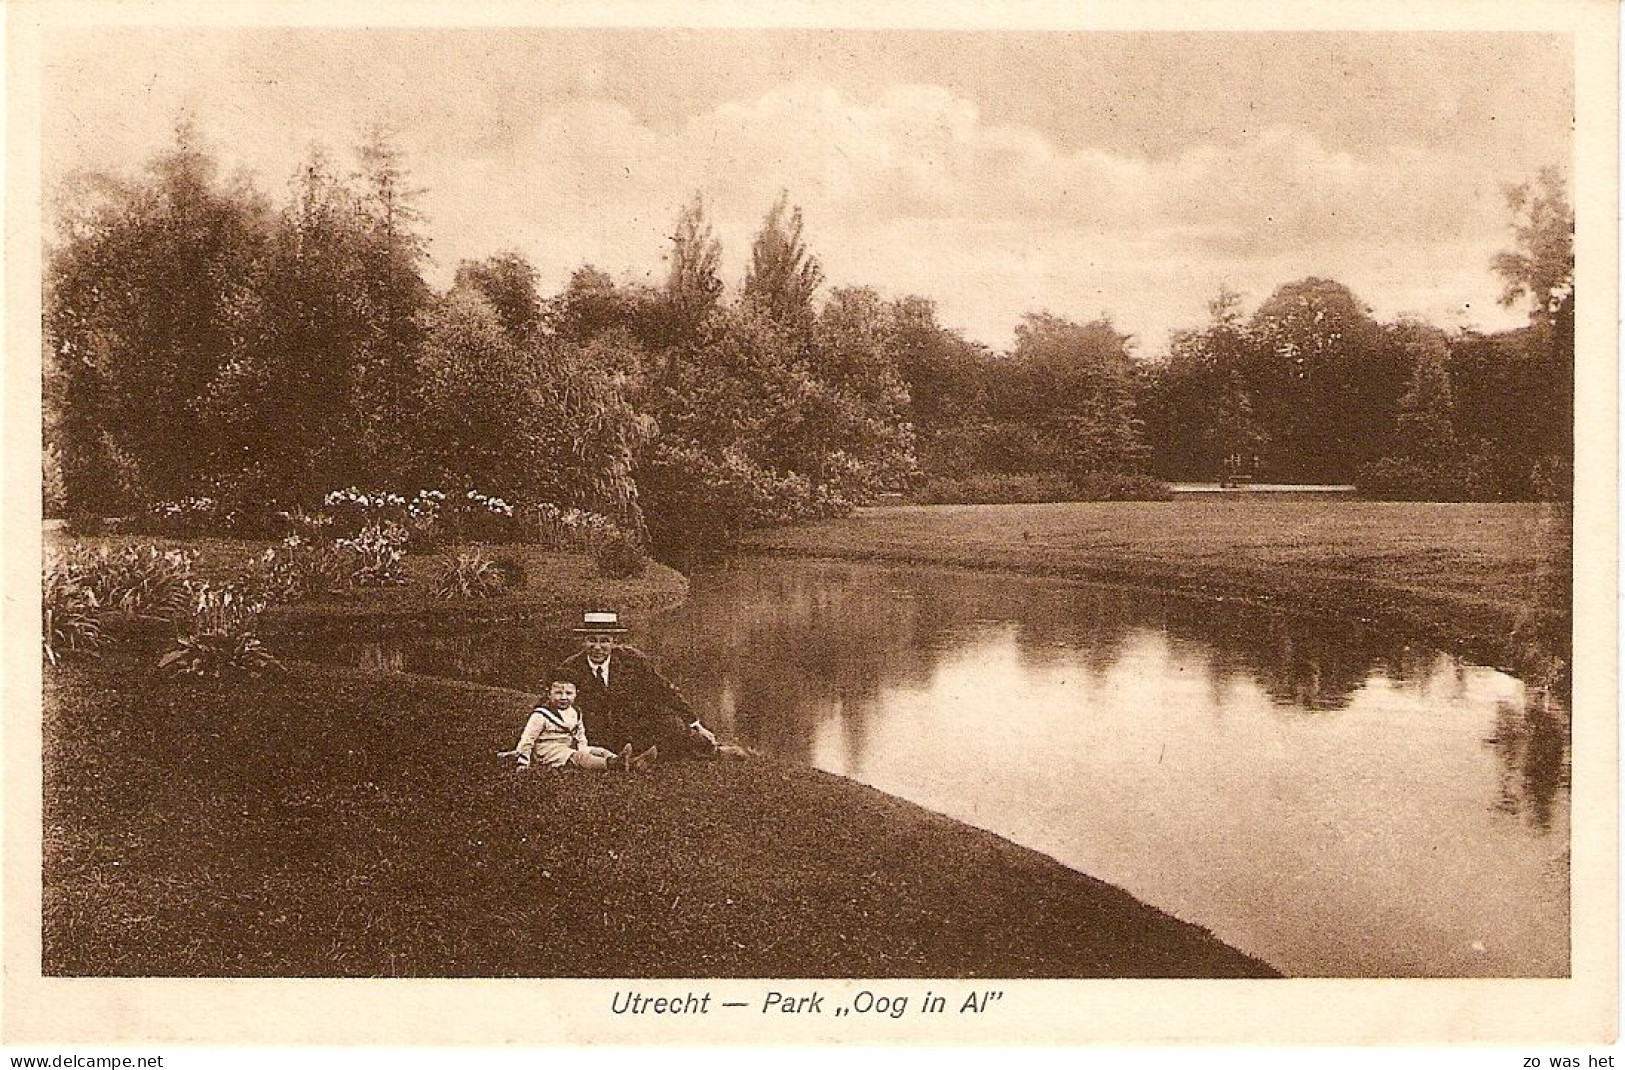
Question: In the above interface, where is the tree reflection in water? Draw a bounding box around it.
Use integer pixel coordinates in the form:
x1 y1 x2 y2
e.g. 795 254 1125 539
1489 693 1571 831
303 557 1570 829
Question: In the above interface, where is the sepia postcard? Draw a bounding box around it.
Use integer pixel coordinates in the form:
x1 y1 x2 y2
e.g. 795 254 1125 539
3 0 1617 1053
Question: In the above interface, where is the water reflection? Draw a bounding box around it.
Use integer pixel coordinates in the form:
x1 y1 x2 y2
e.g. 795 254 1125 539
298 557 1570 977
1491 696 1571 832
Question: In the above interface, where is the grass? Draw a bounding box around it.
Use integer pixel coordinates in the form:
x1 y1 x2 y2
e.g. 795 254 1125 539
42 654 1275 978
741 500 1571 688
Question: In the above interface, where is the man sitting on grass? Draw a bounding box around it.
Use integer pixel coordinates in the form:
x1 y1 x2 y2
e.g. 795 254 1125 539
556 609 751 762
500 676 658 772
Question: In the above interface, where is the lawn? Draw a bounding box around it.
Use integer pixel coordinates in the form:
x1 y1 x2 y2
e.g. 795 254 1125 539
742 500 1571 686
42 653 1275 978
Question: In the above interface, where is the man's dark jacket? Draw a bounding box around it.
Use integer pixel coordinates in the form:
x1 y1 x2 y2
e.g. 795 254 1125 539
554 646 708 755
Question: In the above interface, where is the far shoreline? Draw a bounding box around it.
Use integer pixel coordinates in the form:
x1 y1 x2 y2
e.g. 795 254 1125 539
739 499 1572 694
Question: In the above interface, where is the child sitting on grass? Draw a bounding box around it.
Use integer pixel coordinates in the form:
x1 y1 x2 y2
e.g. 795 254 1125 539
499 678 657 772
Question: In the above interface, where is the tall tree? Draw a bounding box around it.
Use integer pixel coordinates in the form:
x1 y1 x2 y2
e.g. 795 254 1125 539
1390 321 1458 463
999 312 1145 480
742 191 823 327
1492 167 1574 329
348 128 432 478
46 120 269 515
664 192 724 328
1246 277 1388 482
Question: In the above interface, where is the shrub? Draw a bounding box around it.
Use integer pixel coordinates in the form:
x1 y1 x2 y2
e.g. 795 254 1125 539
429 549 514 600
42 563 101 665
489 554 527 591
525 502 623 551
1530 455 1572 503
590 529 648 579
1068 471 1175 502
914 472 1078 505
278 505 338 543
144 496 233 537
1357 456 1503 502
65 544 196 622
403 490 448 551
336 521 409 587
457 490 522 544
241 537 351 602
159 582 280 677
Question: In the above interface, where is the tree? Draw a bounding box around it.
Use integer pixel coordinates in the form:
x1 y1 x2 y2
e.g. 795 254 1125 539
347 129 433 479
1492 167 1574 328
46 120 269 516
1246 278 1389 482
415 289 537 494
998 312 1146 480
1139 287 1264 481
1490 166 1573 499
742 191 823 327
1390 320 1457 463
664 192 724 329
453 251 544 345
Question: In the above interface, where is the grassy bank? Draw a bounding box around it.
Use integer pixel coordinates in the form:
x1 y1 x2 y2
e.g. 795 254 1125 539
43 533 689 638
43 654 1275 978
741 500 1571 688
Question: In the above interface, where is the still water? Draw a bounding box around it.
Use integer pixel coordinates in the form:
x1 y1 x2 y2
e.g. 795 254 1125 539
317 557 1571 977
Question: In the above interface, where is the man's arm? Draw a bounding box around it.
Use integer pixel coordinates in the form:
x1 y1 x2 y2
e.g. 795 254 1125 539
624 648 714 740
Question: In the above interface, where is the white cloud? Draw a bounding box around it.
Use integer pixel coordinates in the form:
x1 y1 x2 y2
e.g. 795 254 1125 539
46 69 1537 351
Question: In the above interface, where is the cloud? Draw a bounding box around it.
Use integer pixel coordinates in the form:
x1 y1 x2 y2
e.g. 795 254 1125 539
45 64 1539 350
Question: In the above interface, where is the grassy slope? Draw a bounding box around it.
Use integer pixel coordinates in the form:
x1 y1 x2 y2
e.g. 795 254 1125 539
43 656 1275 978
43 534 690 636
742 500 1571 684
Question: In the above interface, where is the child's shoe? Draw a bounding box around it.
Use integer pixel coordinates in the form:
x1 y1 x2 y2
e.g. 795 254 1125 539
631 745 658 772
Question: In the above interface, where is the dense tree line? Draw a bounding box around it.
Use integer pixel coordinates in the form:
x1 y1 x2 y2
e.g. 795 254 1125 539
1139 168 1574 499
44 126 1573 561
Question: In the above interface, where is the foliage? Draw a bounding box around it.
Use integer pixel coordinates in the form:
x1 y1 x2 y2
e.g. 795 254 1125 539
1355 455 1499 502
144 496 235 537
1529 456 1572 503
742 191 823 327
47 121 269 517
428 549 514 600
43 442 67 517
61 543 196 622
335 521 409 587
1068 472 1175 501
489 554 527 591
915 473 1079 505
526 503 621 551
665 193 724 329
158 582 280 677
453 250 544 344
589 529 648 579
241 536 351 601
42 563 102 665
1493 167 1574 328
320 487 447 549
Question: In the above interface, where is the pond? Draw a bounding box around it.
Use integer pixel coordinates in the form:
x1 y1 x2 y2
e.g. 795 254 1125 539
306 556 1571 978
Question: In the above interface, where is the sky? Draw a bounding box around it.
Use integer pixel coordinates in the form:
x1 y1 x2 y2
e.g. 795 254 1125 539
40 27 1573 352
